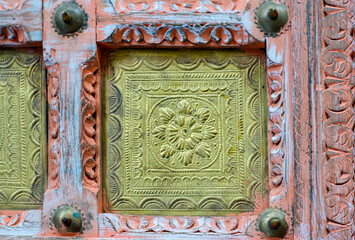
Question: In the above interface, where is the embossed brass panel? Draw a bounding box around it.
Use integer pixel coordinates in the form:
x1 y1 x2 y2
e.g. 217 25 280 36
0 51 46 209
104 49 267 215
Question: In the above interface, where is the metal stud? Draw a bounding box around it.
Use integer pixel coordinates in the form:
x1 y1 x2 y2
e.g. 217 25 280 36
52 1 88 38
50 204 85 234
257 208 288 238
256 1 289 37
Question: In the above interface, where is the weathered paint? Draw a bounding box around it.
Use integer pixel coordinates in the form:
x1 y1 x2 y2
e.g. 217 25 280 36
0 0 351 238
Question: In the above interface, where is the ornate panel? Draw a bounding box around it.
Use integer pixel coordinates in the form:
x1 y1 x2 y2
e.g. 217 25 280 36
0 51 46 209
104 49 267 215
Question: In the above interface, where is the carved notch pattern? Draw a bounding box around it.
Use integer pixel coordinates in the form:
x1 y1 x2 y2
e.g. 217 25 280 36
267 60 286 198
107 23 257 46
47 63 60 190
81 59 99 191
0 52 45 208
321 0 354 238
109 0 244 13
105 50 267 215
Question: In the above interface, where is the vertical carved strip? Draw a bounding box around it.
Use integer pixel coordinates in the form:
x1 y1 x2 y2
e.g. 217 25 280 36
81 59 100 193
266 49 286 201
292 0 311 238
47 63 60 190
321 0 354 238
267 33 293 234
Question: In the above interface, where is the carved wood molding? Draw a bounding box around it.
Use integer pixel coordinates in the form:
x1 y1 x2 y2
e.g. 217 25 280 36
291 0 311 238
47 63 60 190
267 59 286 199
99 213 257 237
108 0 244 14
81 58 100 193
0 210 42 235
0 25 29 44
321 0 354 238
104 23 258 47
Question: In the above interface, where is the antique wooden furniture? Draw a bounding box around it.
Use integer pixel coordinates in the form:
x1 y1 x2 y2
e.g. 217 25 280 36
0 0 353 239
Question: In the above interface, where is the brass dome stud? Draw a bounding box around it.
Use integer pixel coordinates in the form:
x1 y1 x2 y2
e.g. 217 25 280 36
50 204 85 234
52 1 88 38
257 208 288 238
256 1 289 37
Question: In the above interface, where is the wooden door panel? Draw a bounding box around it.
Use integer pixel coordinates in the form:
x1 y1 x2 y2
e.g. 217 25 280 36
0 0 352 238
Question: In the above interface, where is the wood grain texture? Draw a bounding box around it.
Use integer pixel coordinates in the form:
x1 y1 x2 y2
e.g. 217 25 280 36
291 0 311 238
0 0 41 43
42 0 98 237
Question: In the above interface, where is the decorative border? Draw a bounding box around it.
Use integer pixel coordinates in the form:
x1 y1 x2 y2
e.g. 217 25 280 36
105 23 258 46
47 63 60 190
99 213 257 237
81 59 100 192
108 0 244 14
321 0 354 238
0 26 29 44
0 210 42 236
266 57 286 199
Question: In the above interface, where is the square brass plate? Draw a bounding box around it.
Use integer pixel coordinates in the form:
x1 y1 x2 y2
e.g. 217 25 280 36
104 49 267 215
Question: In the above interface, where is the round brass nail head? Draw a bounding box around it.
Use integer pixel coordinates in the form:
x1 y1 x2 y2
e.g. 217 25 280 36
51 204 85 233
256 1 289 37
52 1 88 37
258 208 288 238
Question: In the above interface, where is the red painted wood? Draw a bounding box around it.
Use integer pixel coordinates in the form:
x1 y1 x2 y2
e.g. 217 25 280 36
0 0 352 238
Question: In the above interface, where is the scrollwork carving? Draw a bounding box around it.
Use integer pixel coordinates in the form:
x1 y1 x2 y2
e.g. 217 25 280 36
99 213 255 236
81 59 99 191
47 63 60 190
106 23 257 46
321 0 354 238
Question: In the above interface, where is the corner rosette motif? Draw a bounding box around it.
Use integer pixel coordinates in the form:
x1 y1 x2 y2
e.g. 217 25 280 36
152 99 218 166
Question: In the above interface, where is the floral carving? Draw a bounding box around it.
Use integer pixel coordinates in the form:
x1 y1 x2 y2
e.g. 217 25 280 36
152 100 217 166
107 23 256 47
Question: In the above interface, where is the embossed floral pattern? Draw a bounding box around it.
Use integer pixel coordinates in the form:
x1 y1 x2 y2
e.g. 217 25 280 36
152 99 217 166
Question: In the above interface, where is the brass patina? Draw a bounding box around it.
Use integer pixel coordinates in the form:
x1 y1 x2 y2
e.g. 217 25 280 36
256 1 289 37
0 51 46 209
51 204 85 233
258 208 288 238
104 49 268 215
52 1 88 37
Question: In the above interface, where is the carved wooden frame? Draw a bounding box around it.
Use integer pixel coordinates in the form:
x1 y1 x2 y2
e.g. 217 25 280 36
0 0 352 238
95 0 293 238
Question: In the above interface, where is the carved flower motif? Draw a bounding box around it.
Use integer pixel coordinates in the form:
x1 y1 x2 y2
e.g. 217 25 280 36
152 99 217 166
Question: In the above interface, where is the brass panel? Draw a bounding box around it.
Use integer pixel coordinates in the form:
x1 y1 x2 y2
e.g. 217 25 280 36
104 49 267 215
0 51 46 209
